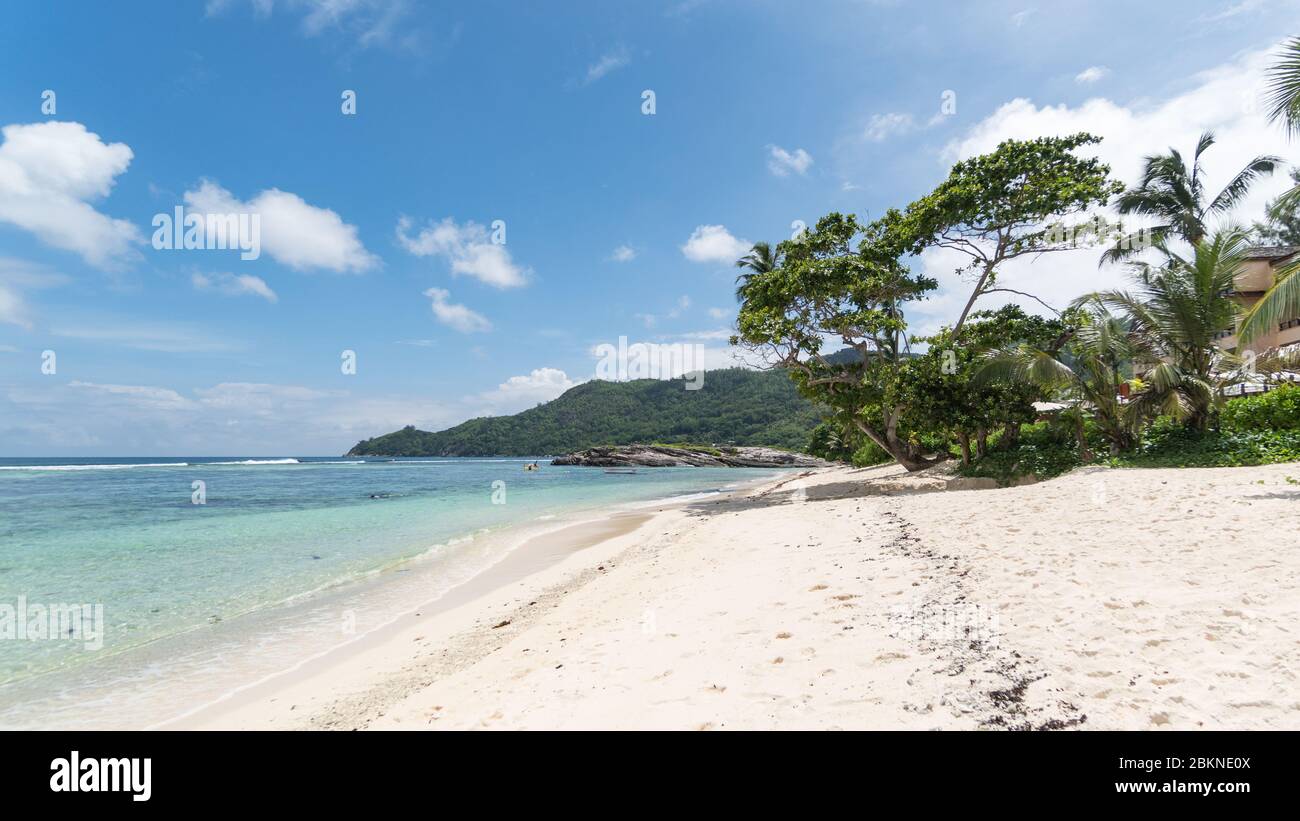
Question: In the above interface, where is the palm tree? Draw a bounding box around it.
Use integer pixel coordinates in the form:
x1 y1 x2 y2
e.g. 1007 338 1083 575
1267 35 1300 137
976 311 1141 459
1102 133 1280 264
1081 229 1251 430
1239 36 1300 344
734 241 781 300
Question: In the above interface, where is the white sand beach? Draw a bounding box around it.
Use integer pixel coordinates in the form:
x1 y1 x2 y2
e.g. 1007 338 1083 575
174 463 1300 731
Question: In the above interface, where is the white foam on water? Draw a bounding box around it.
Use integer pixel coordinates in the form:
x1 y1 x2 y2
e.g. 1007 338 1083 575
0 462 191 471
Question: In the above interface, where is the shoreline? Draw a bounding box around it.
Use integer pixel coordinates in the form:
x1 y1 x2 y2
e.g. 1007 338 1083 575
0 467 780 730
160 471 790 729
170 460 1300 731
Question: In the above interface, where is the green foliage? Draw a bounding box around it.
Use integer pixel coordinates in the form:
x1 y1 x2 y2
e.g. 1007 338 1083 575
955 422 1084 484
1253 168 1300 246
733 212 941 471
1267 36 1300 137
347 369 825 456
851 440 893 467
1081 229 1256 427
1105 132 1279 262
1220 384 1300 432
1111 418 1300 468
805 421 854 462
904 305 1063 460
880 133 1120 332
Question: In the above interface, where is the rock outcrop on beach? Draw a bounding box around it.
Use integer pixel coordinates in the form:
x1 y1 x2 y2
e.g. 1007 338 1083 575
551 444 831 468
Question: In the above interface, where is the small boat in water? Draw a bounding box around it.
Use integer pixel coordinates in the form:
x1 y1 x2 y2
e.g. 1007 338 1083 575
603 468 638 474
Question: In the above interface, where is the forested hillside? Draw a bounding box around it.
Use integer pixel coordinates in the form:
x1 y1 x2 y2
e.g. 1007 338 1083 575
347 369 824 456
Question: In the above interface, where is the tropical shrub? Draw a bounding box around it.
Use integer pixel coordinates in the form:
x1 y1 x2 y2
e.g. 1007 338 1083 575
851 440 893 467
955 422 1085 484
1220 384 1300 432
1113 417 1300 467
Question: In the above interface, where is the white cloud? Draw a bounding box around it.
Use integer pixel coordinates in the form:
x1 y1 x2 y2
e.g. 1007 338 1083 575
863 112 915 142
475 367 576 413
1074 65 1110 84
0 121 141 268
681 224 751 264
1 367 595 455
50 319 241 353
192 271 278 302
911 42 1297 336
2 375 471 456
675 328 732 341
609 244 636 262
423 287 491 333
1011 8 1036 26
0 284 29 329
0 257 69 329
397 216 530 288
184 180 378 273
1197 0 1268 23
707 307 730 320
207 0 420 53
69 380 193 410
767 145 813 176
583 46 631 85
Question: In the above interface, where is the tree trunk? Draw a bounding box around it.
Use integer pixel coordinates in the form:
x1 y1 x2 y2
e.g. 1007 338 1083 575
975 427 988 459
853 417 942 473
1074 415 1094 462
957 432 971 466
952 263 995 338
1000 422 1020 451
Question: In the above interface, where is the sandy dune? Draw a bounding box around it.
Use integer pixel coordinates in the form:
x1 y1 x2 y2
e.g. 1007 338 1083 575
184 462 1300 730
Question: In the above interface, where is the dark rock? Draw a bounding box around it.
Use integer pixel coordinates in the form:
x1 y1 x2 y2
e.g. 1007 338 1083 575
551 444 830 468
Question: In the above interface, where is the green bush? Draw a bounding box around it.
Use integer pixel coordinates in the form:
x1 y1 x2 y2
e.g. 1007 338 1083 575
1112 421 1300 468
956 422 1084 484
1220 384 1300 432
851 440 893 467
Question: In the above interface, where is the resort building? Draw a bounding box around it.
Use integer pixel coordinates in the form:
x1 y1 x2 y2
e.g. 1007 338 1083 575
1219 245 1300 352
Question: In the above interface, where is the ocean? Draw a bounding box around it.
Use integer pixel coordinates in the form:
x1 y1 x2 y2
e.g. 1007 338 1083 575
0 456 779 728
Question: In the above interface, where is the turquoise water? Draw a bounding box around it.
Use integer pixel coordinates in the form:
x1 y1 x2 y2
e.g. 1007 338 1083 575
0 456 778 725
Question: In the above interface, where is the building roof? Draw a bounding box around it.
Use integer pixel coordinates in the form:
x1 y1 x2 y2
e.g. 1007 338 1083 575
1242 245 1300 263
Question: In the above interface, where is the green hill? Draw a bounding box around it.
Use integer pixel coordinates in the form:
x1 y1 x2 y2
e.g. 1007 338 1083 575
346 368 824 456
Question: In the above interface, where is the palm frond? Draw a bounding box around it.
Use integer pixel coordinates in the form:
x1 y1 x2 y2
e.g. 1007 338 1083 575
1208 155 1282 214
1266 36 1300 138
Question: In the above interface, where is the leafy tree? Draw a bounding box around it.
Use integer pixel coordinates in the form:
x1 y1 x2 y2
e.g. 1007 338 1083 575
902 306 1065 464
1102 132 1280 263
880 133 1121 335
733 213 941 471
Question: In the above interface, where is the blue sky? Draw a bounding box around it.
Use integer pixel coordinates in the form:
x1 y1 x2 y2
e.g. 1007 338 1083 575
1 0 1298 455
